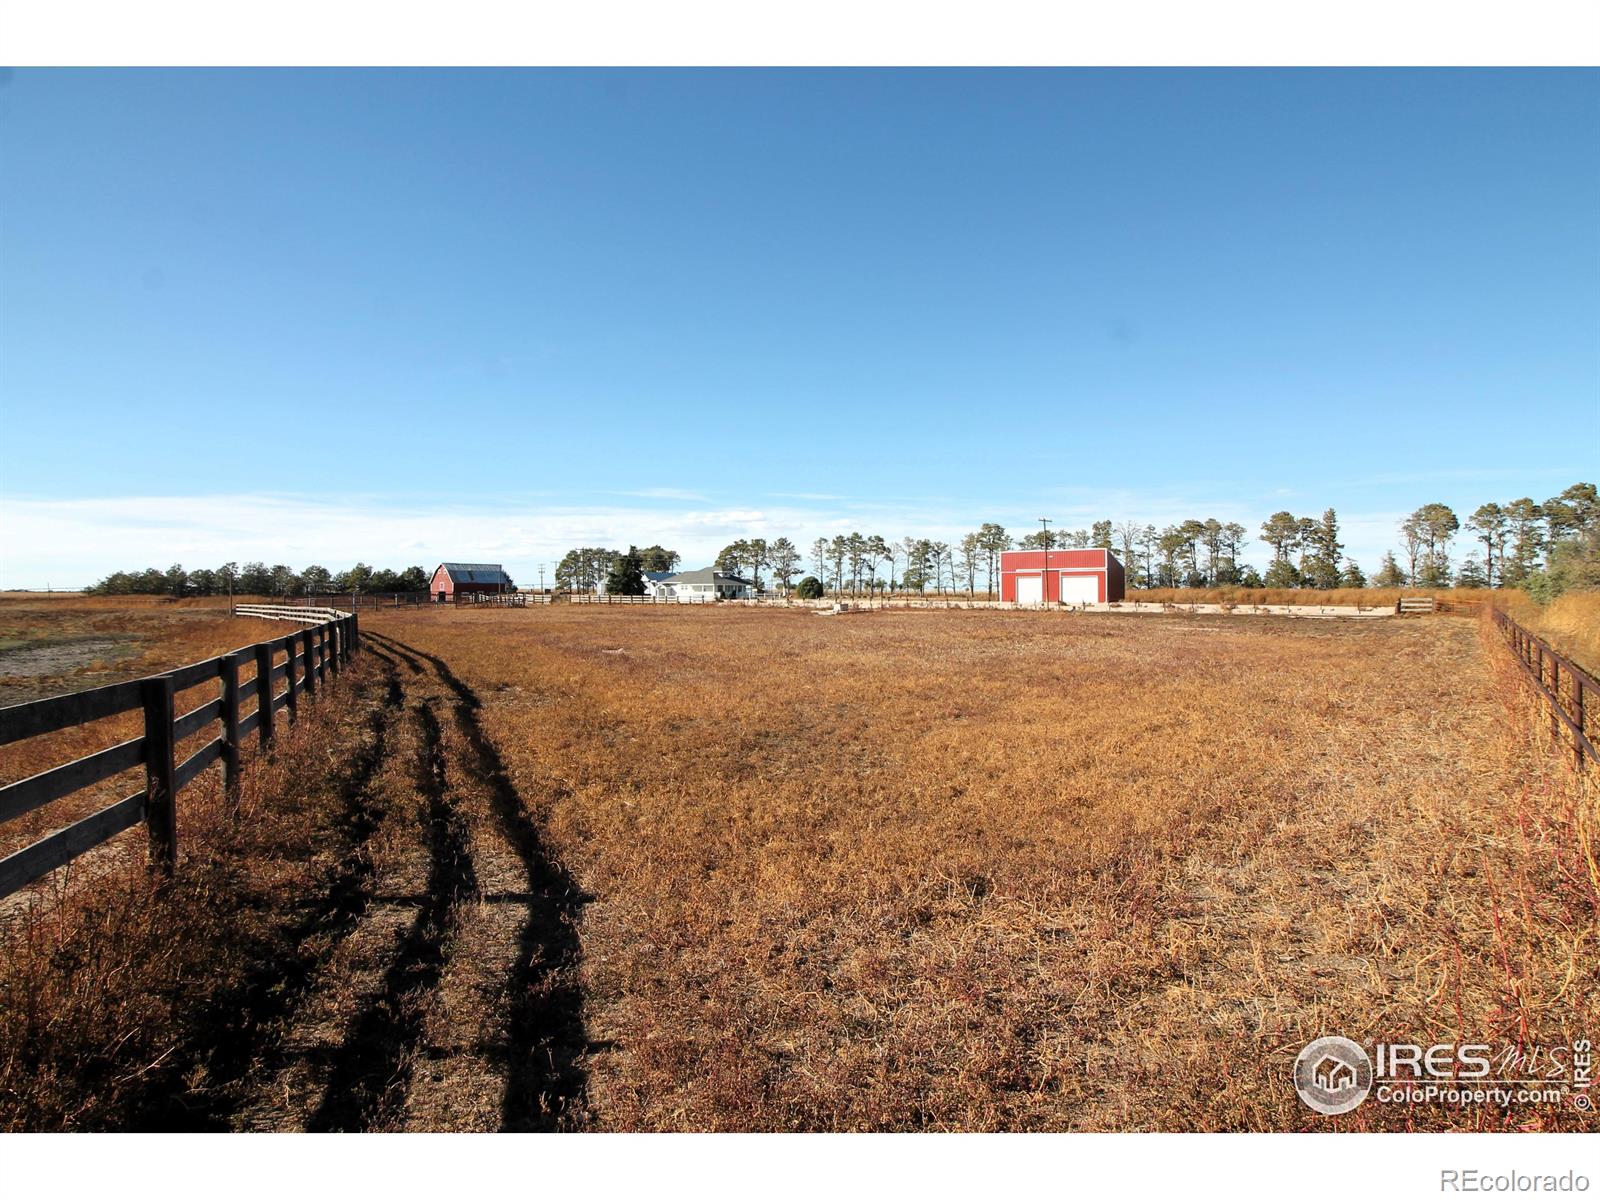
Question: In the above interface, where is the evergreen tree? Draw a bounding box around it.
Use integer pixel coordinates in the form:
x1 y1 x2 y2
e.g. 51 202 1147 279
977 523 1011 597
744 538 769 588
767 537 801 593
1372 551 1406 589
606 546 646 596
1467 502 1508 587
1502 498 1544 583
1305 509 1344 589
1259 512 1300 569
638 545 681 572
810 538 829 588
1263 558 1301 589
1455 557 1488 589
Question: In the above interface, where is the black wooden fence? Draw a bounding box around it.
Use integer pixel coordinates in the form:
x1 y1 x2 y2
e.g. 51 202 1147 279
1493 608 1596 768
0 609 359 900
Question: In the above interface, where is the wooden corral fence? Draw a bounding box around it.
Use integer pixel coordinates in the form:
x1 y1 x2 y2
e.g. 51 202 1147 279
449 592 530 607
0 609 358 900
297 592 426 611
293 592 547 611
1493 608 1597 768
1397 596 1437 615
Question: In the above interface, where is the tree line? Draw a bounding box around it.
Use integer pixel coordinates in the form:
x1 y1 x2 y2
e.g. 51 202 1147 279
85 481 1595 601
553 481 1596 599
86 561 437 597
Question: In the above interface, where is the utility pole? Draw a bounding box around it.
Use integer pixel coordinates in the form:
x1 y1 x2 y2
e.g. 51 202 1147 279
1039 517 1052 607
539 563 546 594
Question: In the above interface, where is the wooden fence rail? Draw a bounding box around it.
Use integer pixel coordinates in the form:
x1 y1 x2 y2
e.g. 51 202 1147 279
295 593 427 611
0 609 359 900
1493 608 1597 768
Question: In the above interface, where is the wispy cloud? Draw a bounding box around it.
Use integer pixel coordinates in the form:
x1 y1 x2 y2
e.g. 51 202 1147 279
617 487 712 502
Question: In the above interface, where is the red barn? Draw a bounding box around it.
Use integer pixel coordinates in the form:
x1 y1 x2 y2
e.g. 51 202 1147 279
429 562 512 603
999 548 1125 605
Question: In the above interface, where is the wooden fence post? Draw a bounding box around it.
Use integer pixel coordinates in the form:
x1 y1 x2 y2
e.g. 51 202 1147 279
254 642 274 749
1551 658 1561 742
302 628 316 699
141 675 177 872
284 632 298 723
329 622 341 679
221 651 242 811
1579 680 1588 771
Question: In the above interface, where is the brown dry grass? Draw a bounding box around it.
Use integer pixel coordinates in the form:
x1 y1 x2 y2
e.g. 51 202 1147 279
1 600 1594 1131
1134 585 1488 608
358 605 1596 1131
1491 591 1600 676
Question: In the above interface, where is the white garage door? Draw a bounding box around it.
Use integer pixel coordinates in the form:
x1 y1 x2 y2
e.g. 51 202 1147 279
1058 573 1099 604
1015 575 1043 605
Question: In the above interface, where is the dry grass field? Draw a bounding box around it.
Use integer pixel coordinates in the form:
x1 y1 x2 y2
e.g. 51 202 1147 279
0 599 1594 1131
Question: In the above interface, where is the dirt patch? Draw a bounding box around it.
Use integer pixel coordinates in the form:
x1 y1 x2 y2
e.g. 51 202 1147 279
0 637 139 679
0 637 142 705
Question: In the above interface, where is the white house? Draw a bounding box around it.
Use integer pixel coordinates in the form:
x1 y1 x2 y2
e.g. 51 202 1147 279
653 567 760 602
641 570 677 598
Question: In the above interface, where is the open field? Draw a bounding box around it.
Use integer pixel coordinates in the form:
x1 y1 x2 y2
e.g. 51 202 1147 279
0 601 1595 1131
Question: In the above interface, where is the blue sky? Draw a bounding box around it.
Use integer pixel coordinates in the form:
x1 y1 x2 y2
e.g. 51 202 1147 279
1 68 1595 585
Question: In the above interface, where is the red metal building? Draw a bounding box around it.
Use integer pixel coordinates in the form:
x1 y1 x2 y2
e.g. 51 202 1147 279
999 548 1125 604
428 562 513 603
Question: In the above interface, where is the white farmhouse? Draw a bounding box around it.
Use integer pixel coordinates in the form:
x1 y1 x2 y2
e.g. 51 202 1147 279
653 567 761 602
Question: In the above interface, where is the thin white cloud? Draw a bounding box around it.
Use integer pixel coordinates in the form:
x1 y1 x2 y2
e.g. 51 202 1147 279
618 487 712 502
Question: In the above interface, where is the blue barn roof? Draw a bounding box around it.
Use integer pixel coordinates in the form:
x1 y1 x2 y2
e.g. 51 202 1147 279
436 562 512 586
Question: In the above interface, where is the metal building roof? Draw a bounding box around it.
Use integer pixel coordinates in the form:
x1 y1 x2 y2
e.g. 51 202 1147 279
437 562 512 585
664 567 754 586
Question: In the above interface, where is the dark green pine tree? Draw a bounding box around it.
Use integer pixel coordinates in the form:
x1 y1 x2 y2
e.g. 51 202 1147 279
607 546 646 596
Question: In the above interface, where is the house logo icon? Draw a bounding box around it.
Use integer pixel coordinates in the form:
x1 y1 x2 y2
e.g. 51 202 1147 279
1293 1036 1373 1115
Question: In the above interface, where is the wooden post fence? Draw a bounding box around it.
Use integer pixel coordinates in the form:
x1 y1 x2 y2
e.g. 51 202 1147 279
140 676 177 873
221 650 242 810
254 642 274 750
0 608 357 900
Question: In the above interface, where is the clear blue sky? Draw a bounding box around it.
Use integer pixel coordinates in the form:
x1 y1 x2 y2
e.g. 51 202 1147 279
1 68 1595 584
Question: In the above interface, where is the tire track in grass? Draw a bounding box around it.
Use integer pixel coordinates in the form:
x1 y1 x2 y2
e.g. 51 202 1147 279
305 697 478 1131
365 631 591 1131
